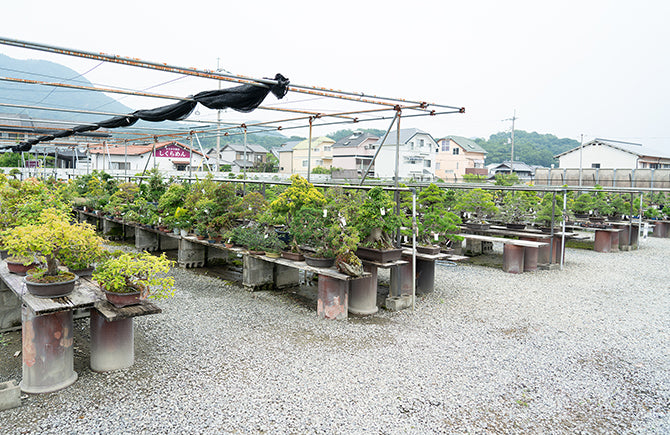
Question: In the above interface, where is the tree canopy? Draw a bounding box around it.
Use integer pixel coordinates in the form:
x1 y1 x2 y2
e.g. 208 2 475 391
474 130 579 167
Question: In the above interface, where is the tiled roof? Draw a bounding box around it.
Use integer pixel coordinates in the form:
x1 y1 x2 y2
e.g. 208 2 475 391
222 143 268 153
373 128 434 145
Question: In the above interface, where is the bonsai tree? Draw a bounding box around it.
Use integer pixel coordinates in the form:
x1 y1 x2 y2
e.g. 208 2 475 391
498 191 539 225
608 194 630 220
534 193 570 228
415 184 462 247
590 186 612 217
93 251 174 299
290 207 335 258
454 188 498 224
354 187 402 250
572 193 593 217
3 208 105 280
270 174 325 225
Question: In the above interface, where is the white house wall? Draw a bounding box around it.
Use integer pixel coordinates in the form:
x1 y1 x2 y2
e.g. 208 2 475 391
91 153 205 172
559 144 638 169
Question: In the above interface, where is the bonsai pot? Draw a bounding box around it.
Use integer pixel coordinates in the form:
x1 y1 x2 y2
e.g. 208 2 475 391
505 223 526 230
416 245 441 255
281 251 305 262
574 213 589 219
6 259 38 276
224 243 234 249
304 254 335 268
24 275 76 298
265 251 281 259
103 288 141 308
355 246 403 263
589 216 606 223
69 266 95 277
248 250 265 255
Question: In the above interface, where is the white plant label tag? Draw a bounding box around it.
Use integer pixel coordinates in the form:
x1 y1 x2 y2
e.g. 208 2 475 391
380 208 386 216
434 233 439 241
323 209 327 218
264 234 268 239
340 217 346 226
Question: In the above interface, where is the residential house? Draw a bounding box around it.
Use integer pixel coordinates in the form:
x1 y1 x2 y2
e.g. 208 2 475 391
487 161 537 181
209 143 268 172
331 131 380 176
373 128 436 180
434 136 487 180
290 136 335 175
88 141 206 172
556 138 670 169
276 140 301 174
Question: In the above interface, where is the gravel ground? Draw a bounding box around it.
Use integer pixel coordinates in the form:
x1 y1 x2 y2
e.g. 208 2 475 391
1 237 669 434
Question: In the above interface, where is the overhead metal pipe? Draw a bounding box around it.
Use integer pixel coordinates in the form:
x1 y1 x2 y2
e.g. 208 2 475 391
0 36 464 111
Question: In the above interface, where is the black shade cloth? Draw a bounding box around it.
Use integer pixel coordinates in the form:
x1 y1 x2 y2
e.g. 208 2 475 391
8 73 289 152
132 100 196 122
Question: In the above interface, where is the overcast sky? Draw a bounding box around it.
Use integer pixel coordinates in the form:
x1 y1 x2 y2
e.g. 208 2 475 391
2 0 669 148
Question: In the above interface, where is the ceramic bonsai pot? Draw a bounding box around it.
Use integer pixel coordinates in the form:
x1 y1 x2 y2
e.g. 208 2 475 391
355 247 403 263
24 275 77 298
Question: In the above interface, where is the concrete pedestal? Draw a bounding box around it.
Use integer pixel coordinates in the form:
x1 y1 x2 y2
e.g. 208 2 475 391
102 219 124 239
20 306 77 394
610 231 620 252
273 264 300 290
317 275 348 320
178 239 206 268
242 255 274 291
502 244 525 273
0 282 21 331
349 264 378 315
135 227 159 251
594 230 612 253
90 310 134 372
389 262 412 298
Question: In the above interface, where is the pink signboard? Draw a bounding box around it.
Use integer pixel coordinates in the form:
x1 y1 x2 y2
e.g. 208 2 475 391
26 160 40 168
155 144 190 159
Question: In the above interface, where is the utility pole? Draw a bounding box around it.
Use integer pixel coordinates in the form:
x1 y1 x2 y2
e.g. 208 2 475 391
503 110 517 174
215 58 222 173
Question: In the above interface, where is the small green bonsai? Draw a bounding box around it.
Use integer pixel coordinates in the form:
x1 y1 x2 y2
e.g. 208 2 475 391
93 251 174 299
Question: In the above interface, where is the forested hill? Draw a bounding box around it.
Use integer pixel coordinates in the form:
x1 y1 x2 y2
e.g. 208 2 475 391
474 130 579 167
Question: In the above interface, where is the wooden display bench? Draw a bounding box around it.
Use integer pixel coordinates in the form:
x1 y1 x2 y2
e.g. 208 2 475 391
0 261 160 394
458 234 548 274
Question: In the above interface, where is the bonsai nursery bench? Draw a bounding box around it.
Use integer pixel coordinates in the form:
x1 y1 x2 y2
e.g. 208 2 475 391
243 253 371 320
0 261 160 394
458 234 548 274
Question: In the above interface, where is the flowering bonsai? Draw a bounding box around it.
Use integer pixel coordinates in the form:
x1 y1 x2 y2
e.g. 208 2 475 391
93 251 174 300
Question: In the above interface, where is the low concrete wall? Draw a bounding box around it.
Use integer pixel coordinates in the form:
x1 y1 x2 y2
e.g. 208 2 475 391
535 168 670 188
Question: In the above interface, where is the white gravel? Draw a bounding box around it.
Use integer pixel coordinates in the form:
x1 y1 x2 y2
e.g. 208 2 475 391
1 238 669 434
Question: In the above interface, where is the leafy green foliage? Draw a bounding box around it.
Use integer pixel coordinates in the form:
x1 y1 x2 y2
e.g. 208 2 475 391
498 191 539 224
93 251 174 299
454 189 498 223
270 174 325 225
474 130 579 167
355 187 401 249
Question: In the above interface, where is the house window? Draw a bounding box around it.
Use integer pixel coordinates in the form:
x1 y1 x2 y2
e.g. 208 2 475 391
410 142 414 150
442 143 449 152
419 139 425 148
592 163 600 169
453 148 459 155
313 148 320 152
302 160 308 167
324 146 331 152
316 159 323 166
112 162 130 170
436 162 441 170
424 160 431 168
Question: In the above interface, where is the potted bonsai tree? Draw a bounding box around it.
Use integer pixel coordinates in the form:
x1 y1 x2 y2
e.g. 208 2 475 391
3 208 106 297
571 193 593 219
498 191 539 230
93 251 174 307
412 184 463 254
353 187 403 263
454 188 498 230
290 206 336 267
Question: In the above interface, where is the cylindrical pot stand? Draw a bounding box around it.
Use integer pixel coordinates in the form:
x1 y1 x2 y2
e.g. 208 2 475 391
317 275 348 320
502 244 525 274
348 264 378 316
90 310 134 372
20 306 77 394
520 238 539 272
